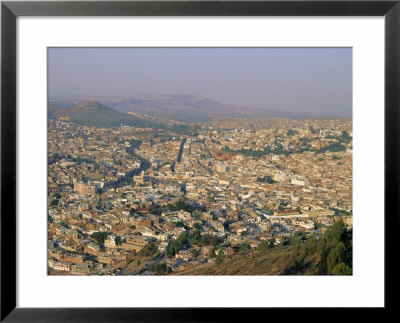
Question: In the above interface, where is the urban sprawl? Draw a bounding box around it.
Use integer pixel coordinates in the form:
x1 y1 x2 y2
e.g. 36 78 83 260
48 118 352 275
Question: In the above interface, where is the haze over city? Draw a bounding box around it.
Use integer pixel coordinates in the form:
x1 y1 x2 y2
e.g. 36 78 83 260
48 47 353 276
49 47 352 118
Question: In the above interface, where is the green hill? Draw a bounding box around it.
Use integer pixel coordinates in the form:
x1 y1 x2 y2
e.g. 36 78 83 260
181 220 352 276
48 100 161 128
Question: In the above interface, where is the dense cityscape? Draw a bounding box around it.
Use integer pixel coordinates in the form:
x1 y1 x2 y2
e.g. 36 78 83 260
48 114 352 275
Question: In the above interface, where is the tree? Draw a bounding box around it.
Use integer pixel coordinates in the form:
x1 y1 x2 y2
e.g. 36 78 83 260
210 247 217 258
327 241 346 273
239 242 251 252
341 131 352 140
138 243 158 257
169 199 187 211
263 207 274 216
215 249 225 265
257 240 269 253
51 152 61 160
91 232 109 245
207 195 216 203
200 234 212 247
152 263 167 274
189 230 201 245
332 262 352 275
166 246 176 257
268 238 276 249
210 235 222 246
115 235 122 246
50 199 59 207
328 221 346 243
281 236 291 246
166 232 190 257
151 252 161 261
96 196 102 207
53 192 62 199
257 175 276 184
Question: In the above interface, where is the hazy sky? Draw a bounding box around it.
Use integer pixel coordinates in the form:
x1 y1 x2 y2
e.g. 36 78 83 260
48 47 352 117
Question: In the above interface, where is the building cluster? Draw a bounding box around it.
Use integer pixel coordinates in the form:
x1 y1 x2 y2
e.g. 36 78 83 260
48 118 352 275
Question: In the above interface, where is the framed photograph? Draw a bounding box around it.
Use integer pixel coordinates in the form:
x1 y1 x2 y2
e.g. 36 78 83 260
1 0 398 321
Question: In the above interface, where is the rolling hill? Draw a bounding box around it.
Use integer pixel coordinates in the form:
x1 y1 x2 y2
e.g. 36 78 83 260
48 100 161 128
49 95 307 122
107 95 299 121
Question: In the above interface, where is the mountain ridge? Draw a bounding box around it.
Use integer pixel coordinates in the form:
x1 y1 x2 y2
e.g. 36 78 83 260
48 100 161 128
49 95 334 122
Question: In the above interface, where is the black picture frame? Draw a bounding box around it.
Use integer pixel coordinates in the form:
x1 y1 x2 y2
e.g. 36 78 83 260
1 0 399 321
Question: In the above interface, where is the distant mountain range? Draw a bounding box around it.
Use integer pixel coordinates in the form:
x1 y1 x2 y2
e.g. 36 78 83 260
49 95 324 122
48 100 160 128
